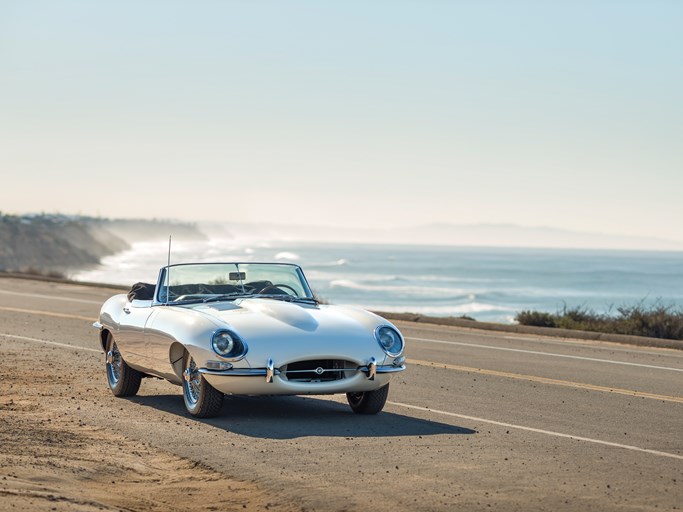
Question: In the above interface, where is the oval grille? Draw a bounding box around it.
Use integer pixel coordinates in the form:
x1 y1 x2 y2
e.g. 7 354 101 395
283 359 353 382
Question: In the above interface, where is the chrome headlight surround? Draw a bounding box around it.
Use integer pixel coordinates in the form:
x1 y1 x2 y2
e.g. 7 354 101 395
211 329 248 361
374 325 404 357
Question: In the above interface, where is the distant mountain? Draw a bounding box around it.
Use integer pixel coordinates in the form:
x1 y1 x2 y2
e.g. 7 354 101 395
200 221 683 251
3 213 679 277
401 223 683 251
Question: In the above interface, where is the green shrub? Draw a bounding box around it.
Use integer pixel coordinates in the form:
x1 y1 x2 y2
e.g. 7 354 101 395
515 310 556 328
515 301 683 340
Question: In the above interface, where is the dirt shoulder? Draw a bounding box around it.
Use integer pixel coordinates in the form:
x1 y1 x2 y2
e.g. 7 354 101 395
0 344 283 512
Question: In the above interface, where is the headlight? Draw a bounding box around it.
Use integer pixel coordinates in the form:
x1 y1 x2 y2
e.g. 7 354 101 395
374 325 404 357
211 330 248 360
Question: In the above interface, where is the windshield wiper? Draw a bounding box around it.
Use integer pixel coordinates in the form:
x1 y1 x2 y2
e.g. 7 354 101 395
201 293 319 306
254 294 319 305
202 292 254 303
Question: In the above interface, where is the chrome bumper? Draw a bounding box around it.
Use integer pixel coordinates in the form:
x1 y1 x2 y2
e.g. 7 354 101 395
199 361 406 382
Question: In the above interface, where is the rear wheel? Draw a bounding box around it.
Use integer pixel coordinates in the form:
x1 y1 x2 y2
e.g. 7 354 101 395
105 335 142 397
346 384 389 414
182 351 224 418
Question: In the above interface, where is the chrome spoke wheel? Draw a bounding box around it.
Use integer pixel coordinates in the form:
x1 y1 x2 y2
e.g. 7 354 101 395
181 350 224 418
105 334 142 397
183 356 201 406
106 341 123 386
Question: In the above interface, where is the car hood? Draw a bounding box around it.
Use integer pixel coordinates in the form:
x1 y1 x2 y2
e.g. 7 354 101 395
190 298 381 336
185 298 390 366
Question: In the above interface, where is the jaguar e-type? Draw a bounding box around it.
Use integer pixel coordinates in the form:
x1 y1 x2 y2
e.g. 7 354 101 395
94 262 406 417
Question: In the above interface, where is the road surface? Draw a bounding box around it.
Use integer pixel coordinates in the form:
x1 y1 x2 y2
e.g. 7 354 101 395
0 277 681 511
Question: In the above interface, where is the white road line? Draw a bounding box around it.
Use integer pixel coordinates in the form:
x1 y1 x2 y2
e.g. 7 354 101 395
388 401 683 461
0 289 102 305
407 336 683 372
4 331 680 461
0 333 101 353
396 321 683 358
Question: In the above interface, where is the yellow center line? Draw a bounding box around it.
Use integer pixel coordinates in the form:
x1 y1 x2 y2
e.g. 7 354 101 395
0 306 94 323
407 358 683 404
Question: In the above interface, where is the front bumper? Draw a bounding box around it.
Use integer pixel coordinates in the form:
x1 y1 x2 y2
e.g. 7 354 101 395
200 359 406 396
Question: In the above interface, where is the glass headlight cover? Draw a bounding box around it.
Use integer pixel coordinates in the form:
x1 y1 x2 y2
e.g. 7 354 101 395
211 330 247 360
374 325 404 357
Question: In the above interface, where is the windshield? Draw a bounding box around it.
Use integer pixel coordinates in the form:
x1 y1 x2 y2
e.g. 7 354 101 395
156 263 315 304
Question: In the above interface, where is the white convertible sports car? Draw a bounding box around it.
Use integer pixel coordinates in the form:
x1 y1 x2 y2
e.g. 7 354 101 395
94 262 406 417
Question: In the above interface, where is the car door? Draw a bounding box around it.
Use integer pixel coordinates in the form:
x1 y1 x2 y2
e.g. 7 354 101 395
115 299 155 371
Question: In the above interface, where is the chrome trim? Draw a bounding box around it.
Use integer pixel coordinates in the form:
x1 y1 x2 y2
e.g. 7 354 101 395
367 357 376 380
376 365 406 374
198 367 282 377
285 367 352 374
358 364 406 375
152 262 315 306
266 358 274 383
374 325 405 357
198 363 405 378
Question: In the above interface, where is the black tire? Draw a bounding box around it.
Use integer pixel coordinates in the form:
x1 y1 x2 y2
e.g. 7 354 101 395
182 351 224 418
105 335 142 397
346 384 389 414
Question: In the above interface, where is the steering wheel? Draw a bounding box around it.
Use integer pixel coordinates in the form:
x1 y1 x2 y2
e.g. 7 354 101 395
258 284 300 297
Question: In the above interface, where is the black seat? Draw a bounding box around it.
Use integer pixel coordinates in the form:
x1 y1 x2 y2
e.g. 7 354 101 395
127 282 156 301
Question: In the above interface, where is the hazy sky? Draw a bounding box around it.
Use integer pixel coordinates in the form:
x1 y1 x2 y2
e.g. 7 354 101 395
1 1 681 241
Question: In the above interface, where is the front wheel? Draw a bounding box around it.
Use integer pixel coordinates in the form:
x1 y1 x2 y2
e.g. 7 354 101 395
346 384 389 414
105 335 142 397
182 351 224 418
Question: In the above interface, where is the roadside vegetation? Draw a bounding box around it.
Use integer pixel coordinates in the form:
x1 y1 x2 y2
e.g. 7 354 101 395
10 267 66 279
516 302 683 341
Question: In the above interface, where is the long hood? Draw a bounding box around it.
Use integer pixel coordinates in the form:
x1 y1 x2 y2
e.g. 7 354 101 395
186 299 389 366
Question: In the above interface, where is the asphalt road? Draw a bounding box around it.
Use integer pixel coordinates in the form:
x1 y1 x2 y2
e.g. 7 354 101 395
1 277 681 511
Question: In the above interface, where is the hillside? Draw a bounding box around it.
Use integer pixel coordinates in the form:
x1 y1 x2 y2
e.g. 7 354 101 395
0 214 205 274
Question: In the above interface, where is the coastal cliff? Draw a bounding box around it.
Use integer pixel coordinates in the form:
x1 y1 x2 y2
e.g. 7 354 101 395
0 214 205 274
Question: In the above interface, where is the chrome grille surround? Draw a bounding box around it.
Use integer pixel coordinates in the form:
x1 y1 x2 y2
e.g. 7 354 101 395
282 359 356 383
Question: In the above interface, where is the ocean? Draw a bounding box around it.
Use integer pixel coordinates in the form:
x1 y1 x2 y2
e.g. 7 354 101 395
72 240 683 323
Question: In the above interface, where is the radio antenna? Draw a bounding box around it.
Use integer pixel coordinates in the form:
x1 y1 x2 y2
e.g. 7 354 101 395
165 235 172 305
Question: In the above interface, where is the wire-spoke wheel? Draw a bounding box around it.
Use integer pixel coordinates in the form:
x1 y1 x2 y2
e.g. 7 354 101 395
346 384 389 414
105 335 142 397
182 351 224 418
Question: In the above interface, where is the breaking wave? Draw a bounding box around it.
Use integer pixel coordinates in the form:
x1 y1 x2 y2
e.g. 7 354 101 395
329 279 469 298
359 303 515 315
274 252 300 261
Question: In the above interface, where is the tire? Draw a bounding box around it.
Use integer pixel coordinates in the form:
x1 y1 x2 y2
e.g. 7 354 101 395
182 351 224 418
105 335 142 397
346 384 389 414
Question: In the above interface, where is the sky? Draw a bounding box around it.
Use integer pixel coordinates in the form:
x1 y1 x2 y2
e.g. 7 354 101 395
1 1 682 244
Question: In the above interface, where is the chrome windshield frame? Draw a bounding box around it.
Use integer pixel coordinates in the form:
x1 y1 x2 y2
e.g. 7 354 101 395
152 262 315 307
